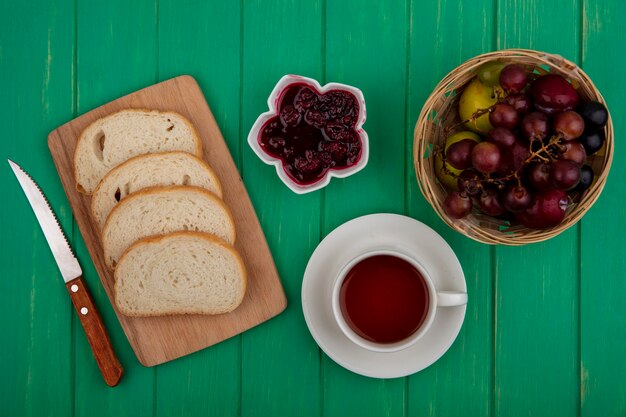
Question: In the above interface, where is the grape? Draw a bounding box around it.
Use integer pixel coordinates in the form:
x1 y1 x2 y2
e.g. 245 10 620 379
574 165 594 192
446 139 477 170
489 103 519 129
559 141 586 165
479 189 506 216
443 191 473 219
503 93 532 114
486 127 516 148
477 61 506 87
457 170 482 196
578 101 608 129
554 111 585 140
499 64 528 93
521 111 549 140
471 142 502 174
530 74 580 114
497 139 530 176
517 189 569 229
550 159 581 190
579 129 605 155
526 162 552 191
503 185 532 212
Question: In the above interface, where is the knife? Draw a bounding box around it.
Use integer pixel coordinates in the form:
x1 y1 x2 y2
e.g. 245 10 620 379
8 159 123 387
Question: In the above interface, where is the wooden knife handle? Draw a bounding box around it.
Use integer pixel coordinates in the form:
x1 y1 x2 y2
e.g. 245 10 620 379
66 276 123 387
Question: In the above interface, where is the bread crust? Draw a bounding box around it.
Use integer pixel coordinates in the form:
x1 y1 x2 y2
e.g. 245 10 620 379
73 109 203 194
90 151 223 228
114 231 247 317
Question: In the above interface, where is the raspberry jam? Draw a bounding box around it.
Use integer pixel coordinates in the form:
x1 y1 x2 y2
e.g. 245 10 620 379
258 83 363 186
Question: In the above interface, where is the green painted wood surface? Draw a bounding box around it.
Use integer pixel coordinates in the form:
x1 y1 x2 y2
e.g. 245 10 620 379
1 1 624 416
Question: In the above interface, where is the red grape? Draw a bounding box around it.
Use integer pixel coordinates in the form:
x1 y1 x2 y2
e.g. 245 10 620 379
479 189 506 216
559 141 586 165
579 129 605 155
579 101 608 129
503 185 532 212
574 165 594 192
550 159 581 190
526 162 552 191
444 191 473 219
497 139 530 176
530 74 580 114
503 93 532 114
521 111 549 140
517 189 569 229
499 64 528 93
489 103 519 129
446 139 477 170
554 111 585 140
457 170 482 196
471 142 502 174
486 127 517 149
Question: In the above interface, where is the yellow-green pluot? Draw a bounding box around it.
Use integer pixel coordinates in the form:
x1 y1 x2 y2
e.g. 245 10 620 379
459 78 498 134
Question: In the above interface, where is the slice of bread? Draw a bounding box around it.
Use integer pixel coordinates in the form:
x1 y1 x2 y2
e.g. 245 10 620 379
74 109 202 194
114 231 246 316
91 152 223 229
102 186 235 269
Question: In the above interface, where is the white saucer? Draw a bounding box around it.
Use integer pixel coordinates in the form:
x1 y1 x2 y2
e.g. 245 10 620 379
301 213 467 379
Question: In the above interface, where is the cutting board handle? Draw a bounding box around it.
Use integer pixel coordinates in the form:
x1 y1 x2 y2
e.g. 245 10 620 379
66 276 124 387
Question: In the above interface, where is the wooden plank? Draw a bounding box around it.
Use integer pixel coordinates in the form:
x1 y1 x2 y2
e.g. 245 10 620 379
405 0 495 415
322 1 407 416
580 1 626 415
49 76 286 366
240 0 323 415
495 1 581 416
73 1 157 414
0 1 74 416
155 2 242 416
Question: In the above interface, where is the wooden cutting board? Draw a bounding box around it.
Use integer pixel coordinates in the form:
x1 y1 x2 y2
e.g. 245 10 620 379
48 75 287 366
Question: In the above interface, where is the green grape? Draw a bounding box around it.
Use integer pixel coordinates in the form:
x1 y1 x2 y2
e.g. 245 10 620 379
477 61 506 87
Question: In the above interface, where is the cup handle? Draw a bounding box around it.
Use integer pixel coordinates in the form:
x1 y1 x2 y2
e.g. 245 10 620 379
436 291 468 307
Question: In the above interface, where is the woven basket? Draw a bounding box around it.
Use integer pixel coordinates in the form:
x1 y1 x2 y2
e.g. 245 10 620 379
414 49 614 245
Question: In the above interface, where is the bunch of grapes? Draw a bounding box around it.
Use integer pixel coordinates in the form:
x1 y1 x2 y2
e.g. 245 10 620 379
440 62 608 229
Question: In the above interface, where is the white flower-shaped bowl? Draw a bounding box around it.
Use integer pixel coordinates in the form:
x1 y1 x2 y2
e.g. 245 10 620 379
247 74 368 194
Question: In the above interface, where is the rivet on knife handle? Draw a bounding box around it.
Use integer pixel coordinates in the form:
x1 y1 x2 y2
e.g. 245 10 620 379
66 276 123 387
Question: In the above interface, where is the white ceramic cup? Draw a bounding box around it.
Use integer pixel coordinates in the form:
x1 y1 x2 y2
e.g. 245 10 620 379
331 249 468 353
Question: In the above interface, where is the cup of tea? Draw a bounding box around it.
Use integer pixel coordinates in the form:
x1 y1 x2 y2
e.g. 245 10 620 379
331 249 467 353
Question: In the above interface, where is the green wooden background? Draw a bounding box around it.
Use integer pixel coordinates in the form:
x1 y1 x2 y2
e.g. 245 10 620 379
1 0 624 416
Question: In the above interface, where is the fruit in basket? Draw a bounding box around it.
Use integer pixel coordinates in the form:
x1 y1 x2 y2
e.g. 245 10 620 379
435 131 481 189
432 62 608 231
579 101 608 130
489 103 519 129
471 142 501 174
530 74 580 114
446 139 476 169
459 78 497 134
550 160 581 190
517 189 569 229
554 111 585 140
578 129 605 155
499 64 528 93
477 61 506 87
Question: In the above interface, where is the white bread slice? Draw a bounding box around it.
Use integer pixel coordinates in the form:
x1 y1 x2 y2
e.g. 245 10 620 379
102 186 235 269
74 109 203 194
91 152 222 229
114 231 246 316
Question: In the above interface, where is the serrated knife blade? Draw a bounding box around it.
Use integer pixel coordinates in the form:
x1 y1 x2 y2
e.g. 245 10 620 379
8 159 123 387
8 159 82 282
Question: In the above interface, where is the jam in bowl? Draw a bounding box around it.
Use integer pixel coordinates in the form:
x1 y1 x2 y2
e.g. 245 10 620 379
248 75 368 193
